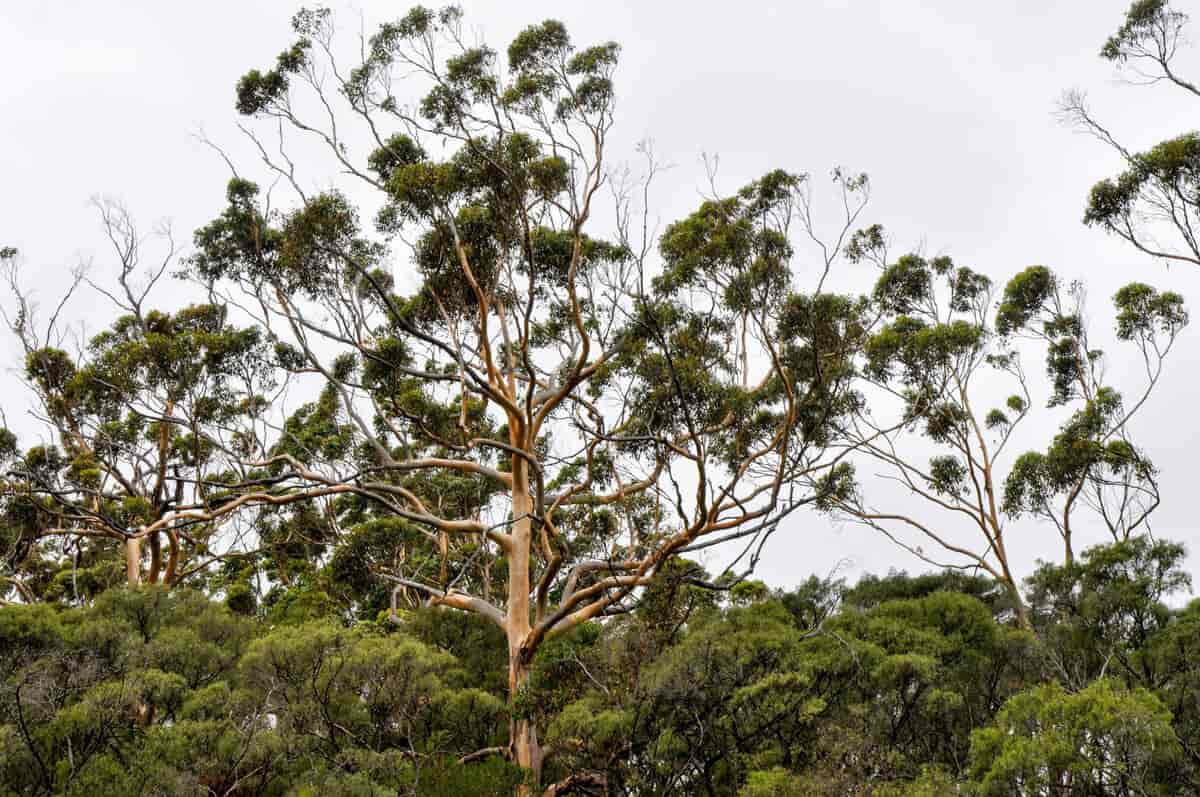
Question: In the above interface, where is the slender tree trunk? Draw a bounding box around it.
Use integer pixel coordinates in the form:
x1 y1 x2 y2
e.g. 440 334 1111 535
147 531 162 584
996 566 1031 630
439 530 449 586
389 585 402 623
990 531 1031 631
1009 582 1031 631
125 536 142 587
164 529 179 586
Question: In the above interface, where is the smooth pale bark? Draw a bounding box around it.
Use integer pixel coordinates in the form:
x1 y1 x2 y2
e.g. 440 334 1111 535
510 659 542 794
507 457 542 792
125 536 141 587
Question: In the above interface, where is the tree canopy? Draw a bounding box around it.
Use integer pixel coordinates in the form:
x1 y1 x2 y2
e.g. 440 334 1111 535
1065 0 1200 268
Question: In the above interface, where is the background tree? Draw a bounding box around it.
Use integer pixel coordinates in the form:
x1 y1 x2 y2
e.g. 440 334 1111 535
1062 0 1200 267
1025 536 1190 690
0 208 329 601
810 230 1186 624
190 6 865 785
968 679 1180 796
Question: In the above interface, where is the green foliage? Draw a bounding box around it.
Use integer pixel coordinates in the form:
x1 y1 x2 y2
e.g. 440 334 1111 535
873 254 934 314
657 170 801 312
1113 281 1188 340
739 767 807 796
1085 133 1200 230
5 287 275 598
995 265 1055 336
192 181 377 301
1003 387 1154 522
926 455 967 497
1025 537 1190 684
0 587 513 797
969 680 1180 796
235 35 311 114
1102 1 1183 62
842 229 1184 610
5 541 1200 795
865 316 983 385
1076 1 1200 270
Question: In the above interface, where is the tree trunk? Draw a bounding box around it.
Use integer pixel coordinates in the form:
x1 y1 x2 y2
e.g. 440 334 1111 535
1006 579 1031 631
991 535 1031 631
164 529 179 586
125 537 142 587
508 459 542 794
509 657 543 793
147 531 162 584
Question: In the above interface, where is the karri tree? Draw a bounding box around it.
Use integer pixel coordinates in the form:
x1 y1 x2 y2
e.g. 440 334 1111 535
809 227 1186 625
189 6 865 787
0 205 320 601
1062 0 1200 268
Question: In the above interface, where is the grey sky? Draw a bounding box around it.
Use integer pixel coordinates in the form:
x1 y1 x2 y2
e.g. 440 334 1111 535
3 0 1199 590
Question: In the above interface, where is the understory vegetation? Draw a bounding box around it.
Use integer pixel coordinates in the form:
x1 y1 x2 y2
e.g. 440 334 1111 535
4 538 1199 795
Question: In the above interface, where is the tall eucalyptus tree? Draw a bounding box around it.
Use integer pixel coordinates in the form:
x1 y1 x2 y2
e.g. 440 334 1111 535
190 6 864 785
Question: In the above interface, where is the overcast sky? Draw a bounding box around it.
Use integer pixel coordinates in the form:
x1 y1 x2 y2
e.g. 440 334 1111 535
3 0 1199 591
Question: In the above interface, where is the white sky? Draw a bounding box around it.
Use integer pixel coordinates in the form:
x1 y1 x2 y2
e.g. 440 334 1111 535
3 0 1199 592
